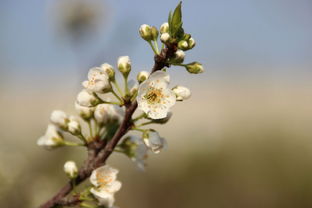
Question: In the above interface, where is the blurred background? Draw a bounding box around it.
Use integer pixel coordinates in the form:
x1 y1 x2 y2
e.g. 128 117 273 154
1 0 312 207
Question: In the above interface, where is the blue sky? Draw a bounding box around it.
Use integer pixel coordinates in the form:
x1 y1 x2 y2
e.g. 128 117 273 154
1 0 312 82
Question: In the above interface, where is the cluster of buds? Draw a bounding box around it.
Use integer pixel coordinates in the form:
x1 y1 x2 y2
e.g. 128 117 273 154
138 2 204 75
37 110 82 149
38 2 204 208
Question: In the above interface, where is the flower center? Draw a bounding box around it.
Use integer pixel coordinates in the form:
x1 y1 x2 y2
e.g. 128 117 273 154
144 87 164 104
96 172 113 186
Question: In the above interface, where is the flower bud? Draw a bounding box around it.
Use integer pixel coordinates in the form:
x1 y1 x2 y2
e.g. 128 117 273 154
160 22 169 34
143 131 166 154
67 116 81 135
151 26 159 41
139 24 153 41
185 62 204 74
172 86 191 101
178 40 189 50
130 84 138 98
137 71 149 83
77 89 99 107
160 33 170 43
64 161 78 179
94 104 122 125
50 110 68 130
117 56 131 76
37 124 64 149
172 50 185 64
75 102 94 120
101 63 115 81
188 37 196 49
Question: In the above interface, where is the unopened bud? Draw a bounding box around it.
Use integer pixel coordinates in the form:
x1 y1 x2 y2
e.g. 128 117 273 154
139 24 153 41
130 84 138 98
151 26 159 41
160 33 170 43
75 102 94 120
172 86 191 101
185 62 204 74
117 56 131 76
64 161 78 179
67 116 81 135
178 40 189 50
172 50 185 64
77 89 99 107
160 22 169 34
137 71 149 83
188 38 196 49
50 110 69 130
101 63 115 81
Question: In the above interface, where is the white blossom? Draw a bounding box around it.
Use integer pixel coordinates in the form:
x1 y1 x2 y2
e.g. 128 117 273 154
90 165 122 207
117 56 131 75
50 110 68 130
67 116 81 135
90 189 115 207
143 131 167 154
82 67 111 93
137 71 176 119
37 124 64 149
75 102 94 120
64 161 78 179
94 104 123 125
172 86 191 101
76 89 98 107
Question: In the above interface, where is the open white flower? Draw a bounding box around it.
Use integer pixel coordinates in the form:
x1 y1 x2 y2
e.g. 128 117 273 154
90 189 115 207
76 89 98 107
75 102 94 120
67 116 81 135
50 110 68 130
143 131 167 154
37 124 64 149
172 85 191 101
137 71 176 119
94 104 123 125
82 67 111 93
90 165 122 207
64 161 78 179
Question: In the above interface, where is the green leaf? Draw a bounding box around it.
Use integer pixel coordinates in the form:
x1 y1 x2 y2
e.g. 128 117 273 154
171 1 183 38
168 10 172 30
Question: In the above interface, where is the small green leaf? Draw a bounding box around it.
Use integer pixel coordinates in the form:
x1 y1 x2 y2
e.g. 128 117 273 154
171 1 183 38
168 10 172 29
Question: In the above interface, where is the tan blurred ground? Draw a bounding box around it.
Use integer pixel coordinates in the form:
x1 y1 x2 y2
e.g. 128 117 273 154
1 78 312 208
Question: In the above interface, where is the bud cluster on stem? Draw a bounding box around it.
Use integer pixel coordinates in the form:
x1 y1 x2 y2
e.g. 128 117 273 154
38 2 204 208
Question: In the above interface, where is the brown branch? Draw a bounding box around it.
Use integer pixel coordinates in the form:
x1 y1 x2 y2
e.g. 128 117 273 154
39 43 177 208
